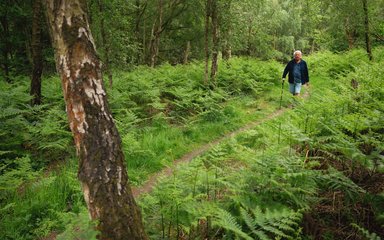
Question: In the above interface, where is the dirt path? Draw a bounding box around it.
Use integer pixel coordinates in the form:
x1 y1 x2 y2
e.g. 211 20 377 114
132 83 313 198
132 107 287 198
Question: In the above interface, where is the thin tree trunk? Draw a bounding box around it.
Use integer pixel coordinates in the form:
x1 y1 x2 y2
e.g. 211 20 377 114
246 19 253 56
135 0 148 65
204 0 211 85
97 0 113 88
344 17 355 49
210 0 219 83
30 0 43 105
362 0 373 61
148 0 163 67
43 1 148 239
221 0 232 61
183 40 191 64
0 14 11 83
135 0 141 64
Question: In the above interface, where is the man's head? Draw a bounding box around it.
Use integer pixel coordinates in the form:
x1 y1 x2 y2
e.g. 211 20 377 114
293 50 302 62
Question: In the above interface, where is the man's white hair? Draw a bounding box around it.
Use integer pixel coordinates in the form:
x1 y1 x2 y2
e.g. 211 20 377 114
293 50 302 56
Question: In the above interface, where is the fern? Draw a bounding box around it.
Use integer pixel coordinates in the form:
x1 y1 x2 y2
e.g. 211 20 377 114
214 206 303 240
351 223 382 240
214 208 254 240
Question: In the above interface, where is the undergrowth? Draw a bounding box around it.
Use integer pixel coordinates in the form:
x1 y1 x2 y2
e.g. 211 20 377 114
0 57 280 239
139 48 384 239
1 48 383 239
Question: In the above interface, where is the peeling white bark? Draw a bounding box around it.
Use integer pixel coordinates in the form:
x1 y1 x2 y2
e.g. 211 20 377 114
117 166 123 196
82 182 92 218
60 55 71 79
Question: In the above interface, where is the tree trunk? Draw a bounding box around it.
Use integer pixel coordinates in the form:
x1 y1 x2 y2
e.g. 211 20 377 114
362 0 373 61
97 0 113 88
30 0 43 105
183 40 190 64
246 19 253 56
204 0 211 85
148 0 163 67
344 17 355 49
210 0 219 83
43 1 148 239
0 14 11 83
221 0 232 61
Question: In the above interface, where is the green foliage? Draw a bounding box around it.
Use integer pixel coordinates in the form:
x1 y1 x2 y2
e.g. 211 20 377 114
56 209 99 240
140 128 317 239
140 48 384 239
0 80 32 157
0 159 83 240
351 223 382 240
215 206 303 240
2 48 384 239
217 58 281 97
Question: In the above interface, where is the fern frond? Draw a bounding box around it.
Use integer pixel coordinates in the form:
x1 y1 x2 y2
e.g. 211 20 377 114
214 209 253 240
351 223 381 240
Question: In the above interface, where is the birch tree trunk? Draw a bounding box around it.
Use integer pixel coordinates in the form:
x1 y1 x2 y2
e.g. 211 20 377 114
43 1 148 239
30 0 43 105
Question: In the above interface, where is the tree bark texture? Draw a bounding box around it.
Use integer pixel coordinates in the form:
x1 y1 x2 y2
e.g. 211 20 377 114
362 0 373 61
30 0 43 105
43 1 148 239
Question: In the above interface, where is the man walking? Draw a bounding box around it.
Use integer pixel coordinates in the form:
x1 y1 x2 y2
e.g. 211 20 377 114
282 50 309 96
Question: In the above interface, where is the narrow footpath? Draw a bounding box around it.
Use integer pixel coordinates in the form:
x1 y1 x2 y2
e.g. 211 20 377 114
132 107 287 198
132 87 311 198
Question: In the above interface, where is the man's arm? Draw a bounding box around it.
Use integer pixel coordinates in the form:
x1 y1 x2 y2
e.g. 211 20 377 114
303 61 309 85
282 62 290 79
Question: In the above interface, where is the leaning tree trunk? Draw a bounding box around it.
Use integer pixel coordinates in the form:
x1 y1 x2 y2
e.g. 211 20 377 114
362 0 373 61
30 0 43 105
43 1 148 239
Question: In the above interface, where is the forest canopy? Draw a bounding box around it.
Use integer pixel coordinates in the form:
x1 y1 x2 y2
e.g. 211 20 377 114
0 0 383 80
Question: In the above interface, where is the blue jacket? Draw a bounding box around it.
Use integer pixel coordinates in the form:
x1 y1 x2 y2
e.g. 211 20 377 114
282 59 309 84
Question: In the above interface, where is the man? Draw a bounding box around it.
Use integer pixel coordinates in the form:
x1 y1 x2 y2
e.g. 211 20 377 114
282 50 309 96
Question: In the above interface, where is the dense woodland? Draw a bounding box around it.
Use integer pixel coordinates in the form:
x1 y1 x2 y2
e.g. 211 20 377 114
0 0 384 239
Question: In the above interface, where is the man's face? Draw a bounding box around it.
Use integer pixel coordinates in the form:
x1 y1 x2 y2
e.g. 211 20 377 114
294 53 302 62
